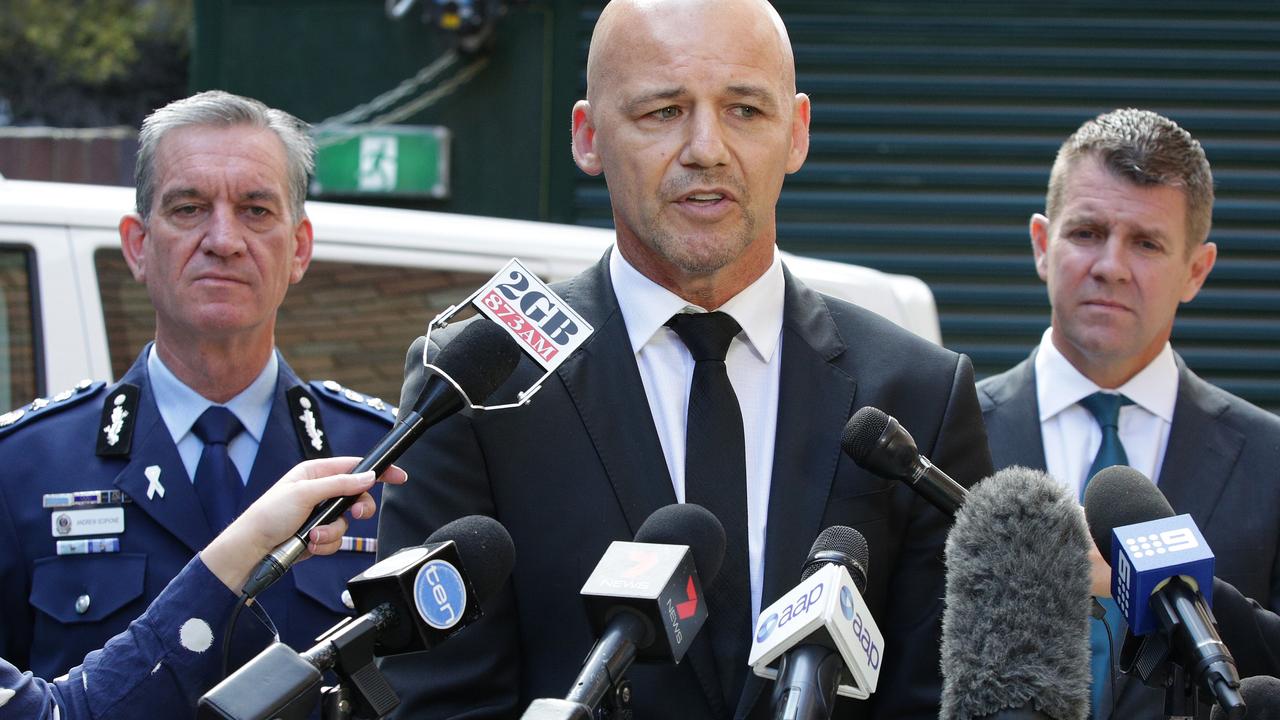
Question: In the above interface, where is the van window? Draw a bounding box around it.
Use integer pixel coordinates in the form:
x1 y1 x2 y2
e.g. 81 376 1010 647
0 246 38 411
94 249 488 402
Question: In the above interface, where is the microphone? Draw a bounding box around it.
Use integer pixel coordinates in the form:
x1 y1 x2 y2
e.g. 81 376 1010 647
199 515 515 720
940 467 1093 720
1212 676 1277 720
243 319 522 598
1083 466 1245 718
521 503 725 720
841 406 968 516
748 526 880 720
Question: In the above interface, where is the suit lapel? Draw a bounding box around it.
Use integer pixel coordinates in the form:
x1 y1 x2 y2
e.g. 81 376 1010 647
555 252 678 531
1112 357 1244 716
1154 358 1243 532
980 352 1048 471
739 269 857 719
111 350 215 553
243 358 306 508
555 252 728 718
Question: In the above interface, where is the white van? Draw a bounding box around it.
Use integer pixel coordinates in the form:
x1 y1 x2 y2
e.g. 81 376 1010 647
0 178 939 411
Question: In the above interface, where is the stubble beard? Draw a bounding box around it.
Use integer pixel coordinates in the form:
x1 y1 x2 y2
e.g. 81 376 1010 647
638 173 759 275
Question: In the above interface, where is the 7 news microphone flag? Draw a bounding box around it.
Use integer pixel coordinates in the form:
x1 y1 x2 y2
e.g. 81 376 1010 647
521 504 725 720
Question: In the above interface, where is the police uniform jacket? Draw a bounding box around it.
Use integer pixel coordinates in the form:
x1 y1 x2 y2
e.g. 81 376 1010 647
0 346 396 679
0 556 245 720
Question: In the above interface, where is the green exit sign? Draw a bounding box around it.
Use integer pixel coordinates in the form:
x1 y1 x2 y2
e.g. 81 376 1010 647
310 125 450 199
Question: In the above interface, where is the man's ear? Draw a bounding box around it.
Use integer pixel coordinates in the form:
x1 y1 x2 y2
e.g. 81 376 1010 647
1030 213 1052 282
1180 240 1217 303
785 93 811 174
119 214 148 282
289 217 314 284
571 100 603 176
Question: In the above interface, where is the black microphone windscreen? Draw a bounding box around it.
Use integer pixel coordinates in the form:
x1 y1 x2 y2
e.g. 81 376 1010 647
1081 466 1173 560
800 525 869 593
428 319 523 405
840 406 889 464
941 466 1093 720
1212 676 1280 720
634 503 726 587
425 514 515 603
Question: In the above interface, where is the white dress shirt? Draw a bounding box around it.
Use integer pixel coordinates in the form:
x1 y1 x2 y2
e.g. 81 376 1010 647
609 247 785 622
1034 328 1179 498
148 346 278 484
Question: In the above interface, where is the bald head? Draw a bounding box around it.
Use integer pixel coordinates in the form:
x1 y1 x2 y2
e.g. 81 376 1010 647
586 0 797 104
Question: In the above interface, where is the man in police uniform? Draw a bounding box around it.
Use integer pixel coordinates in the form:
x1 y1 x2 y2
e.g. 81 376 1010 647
0 457 401 720
0 91 396 680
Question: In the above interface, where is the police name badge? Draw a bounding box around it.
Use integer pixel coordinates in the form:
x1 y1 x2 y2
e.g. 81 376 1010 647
51 507 125 538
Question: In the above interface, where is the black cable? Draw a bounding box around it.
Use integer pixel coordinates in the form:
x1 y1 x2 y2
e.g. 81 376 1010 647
221 592 251 681
1103 608 1118 719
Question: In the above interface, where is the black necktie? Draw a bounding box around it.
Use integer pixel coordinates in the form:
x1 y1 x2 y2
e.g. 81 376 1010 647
666 311 749 709
192 406 245 532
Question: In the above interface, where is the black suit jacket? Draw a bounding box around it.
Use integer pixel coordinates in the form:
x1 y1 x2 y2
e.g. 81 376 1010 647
978 350 1280 719
378 252 993 719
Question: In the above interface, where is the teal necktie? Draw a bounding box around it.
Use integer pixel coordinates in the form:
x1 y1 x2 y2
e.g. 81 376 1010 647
1077 391 1134 719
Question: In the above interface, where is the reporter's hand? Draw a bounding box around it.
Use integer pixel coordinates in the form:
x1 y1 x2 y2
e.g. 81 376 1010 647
1088 540 1112 597
200 457 408 592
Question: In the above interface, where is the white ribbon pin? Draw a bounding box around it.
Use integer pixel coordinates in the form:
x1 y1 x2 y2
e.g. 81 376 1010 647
145 465 165 500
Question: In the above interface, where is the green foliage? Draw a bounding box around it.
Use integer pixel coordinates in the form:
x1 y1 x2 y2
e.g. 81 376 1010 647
0 0 192 85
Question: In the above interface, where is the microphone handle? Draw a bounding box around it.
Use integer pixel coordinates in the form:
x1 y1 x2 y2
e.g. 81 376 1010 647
565 611 647 711
772 644 843 720
243 378 462 598
300 376 466 538
1153 578 1245 715
908 458 967 517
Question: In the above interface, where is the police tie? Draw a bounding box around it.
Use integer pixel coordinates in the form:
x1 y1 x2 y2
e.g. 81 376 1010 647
192 406 245 533
666 311 750 710
1078 391 1134 720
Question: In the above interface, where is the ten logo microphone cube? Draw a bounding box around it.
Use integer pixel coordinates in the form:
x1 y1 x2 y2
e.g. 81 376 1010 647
1111 514 1215 636
345 540 481 655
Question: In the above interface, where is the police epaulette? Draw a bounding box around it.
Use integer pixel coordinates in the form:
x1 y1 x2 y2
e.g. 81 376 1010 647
309 380 398 423
0 379 105 435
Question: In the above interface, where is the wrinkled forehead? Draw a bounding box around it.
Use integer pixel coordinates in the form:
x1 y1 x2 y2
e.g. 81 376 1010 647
586 0 795 101
152 125 290 190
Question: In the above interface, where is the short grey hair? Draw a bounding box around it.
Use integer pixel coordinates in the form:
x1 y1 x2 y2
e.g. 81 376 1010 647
134 90 315 222
1047 108 1214 249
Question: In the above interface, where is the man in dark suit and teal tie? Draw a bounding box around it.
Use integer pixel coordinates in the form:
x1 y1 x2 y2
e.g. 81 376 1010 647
978 108 1280 719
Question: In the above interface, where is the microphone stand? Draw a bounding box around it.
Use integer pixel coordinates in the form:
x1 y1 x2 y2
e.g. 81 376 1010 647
201 608 399 720
1123 633 1210 720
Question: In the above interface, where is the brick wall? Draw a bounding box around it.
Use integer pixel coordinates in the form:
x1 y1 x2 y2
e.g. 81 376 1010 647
95 250 489 403
0 128 136 186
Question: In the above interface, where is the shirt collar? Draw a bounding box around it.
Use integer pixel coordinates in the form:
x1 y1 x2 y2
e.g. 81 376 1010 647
147 346 279 442
1034 327 1178 423
609 245 785 362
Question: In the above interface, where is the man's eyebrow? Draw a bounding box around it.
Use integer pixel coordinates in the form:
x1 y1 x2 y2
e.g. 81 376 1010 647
623 87 686 114
241 189 283 205
622 84 782 115
725 84 780 111
159 188 204 208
